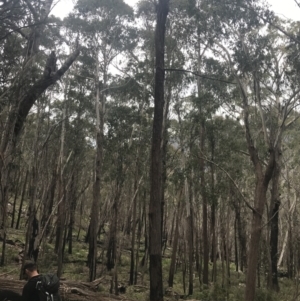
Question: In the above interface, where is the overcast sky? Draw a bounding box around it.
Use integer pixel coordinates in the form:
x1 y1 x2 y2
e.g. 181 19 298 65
52 0 299 20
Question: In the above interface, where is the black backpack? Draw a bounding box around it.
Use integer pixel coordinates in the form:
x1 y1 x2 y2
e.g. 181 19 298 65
36 274 60 301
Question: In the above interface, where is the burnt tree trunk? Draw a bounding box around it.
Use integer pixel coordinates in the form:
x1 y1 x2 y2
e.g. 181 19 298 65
88 57 103 281
168 189 183 287
199 121 209 285
16 170 29 230
268 147 281 292
149 0 169 300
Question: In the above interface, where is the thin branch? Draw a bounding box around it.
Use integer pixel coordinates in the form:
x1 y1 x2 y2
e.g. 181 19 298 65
4 20 29 39
164 68 236 85
13 47 81 138
99 78 133 94
295 0 300 8
23 0 39 21
260 15 300 44
196 153 257 214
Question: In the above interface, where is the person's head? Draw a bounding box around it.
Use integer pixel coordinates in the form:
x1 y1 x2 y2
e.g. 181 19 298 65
23 261 39 280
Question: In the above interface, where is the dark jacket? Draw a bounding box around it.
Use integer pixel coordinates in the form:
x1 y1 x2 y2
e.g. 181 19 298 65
22 275 61 301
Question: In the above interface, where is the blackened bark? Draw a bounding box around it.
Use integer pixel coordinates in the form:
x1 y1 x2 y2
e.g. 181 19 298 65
199 122 209 285
187 181 194 295
234 219 239 272
68 173 77 254
16 170 29 229
88 131 101 280
27 215 39 262
88 58 103 280
210 138 216 282
233 198 247 271
268 149 281 292
168 191 183 287
41 164 57 235
269 200 280 289
56 178 66 277
11 171 21 228
149 0 169 300
13 49 80 139
129 177 138 285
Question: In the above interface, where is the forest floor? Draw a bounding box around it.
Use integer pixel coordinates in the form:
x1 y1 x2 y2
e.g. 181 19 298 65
0 228 299 301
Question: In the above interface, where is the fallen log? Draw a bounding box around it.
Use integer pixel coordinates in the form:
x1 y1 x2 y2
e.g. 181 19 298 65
0 278 130 301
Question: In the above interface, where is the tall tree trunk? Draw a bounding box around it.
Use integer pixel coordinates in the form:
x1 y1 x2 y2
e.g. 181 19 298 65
268 147 281 292
168 189 183 287
41 163 57 236
186 180 194 296
11 170 21 228
234 218 239 272
149 0 169 300
210 135 217 282
88 56 103 281
199 121 209 285
232 195 247 272
68 173 77 255
245 179 274 301
56 91 68 277
16 170 29 230
129 173 142 285
235 76 276 301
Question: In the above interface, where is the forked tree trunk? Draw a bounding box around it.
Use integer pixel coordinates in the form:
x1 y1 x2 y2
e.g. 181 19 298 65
245 179 274 301
233 75 276 301
149 0 169 300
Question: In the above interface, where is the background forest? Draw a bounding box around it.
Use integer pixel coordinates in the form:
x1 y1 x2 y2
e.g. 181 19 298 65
1 0 300 300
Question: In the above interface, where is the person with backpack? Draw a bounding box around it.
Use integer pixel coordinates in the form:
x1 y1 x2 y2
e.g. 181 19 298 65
22 261 61 301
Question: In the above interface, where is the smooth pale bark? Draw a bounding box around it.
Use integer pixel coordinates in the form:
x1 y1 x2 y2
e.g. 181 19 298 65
56 89 68 277
149 0 169 300
277 192 296 267
268 147 281 291
88 58 102 281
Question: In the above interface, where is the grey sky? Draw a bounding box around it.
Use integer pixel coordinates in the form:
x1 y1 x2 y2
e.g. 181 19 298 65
52 0 299 20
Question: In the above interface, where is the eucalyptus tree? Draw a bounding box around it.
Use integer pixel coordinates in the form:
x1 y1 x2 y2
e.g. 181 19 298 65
0 0 80 266
68 0 136 281
212 6 300 298
148 0 169 300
